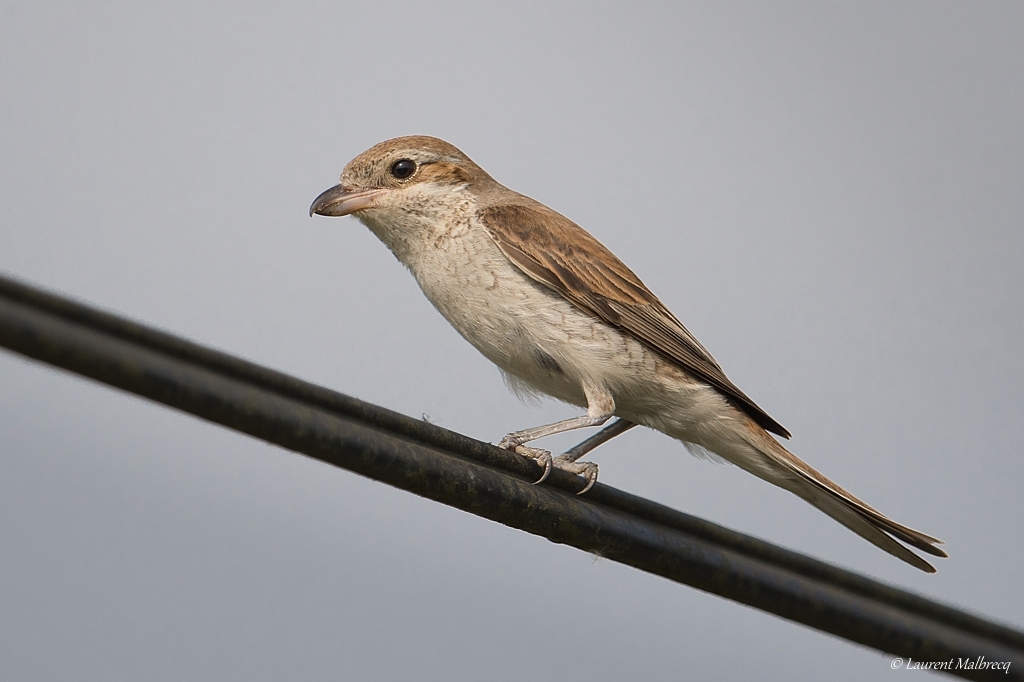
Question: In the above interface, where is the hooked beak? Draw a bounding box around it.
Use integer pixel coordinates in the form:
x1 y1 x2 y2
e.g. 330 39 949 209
309 185 387 217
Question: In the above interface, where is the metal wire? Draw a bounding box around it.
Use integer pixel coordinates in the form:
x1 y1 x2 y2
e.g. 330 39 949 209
0 271 1021 681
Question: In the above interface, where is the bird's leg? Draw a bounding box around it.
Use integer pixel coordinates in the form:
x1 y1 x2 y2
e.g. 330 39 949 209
551 419 636 494
498 384 615 493
558 418 636 463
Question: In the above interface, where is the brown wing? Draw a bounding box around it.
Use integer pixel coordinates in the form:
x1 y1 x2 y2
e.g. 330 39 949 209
479 202 791 439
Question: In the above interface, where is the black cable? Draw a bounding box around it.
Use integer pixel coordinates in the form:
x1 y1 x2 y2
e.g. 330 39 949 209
0 272 1020 681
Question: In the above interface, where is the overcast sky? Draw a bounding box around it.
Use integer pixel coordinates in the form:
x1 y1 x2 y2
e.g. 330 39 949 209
1 2 1021 680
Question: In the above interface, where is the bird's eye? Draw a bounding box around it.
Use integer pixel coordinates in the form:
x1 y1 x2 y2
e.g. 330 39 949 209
390 159 417 179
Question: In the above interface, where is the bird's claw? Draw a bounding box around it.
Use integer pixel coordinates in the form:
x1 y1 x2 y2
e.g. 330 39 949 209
498 436 599 492
498 436 553 484
575 463 599 494
529 448 554 484
553 454 599 494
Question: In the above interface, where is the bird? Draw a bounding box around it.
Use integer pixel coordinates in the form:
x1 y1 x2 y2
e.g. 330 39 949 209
310 135 946 573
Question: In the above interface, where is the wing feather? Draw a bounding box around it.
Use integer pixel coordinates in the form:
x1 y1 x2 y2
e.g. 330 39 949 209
479 202 791 439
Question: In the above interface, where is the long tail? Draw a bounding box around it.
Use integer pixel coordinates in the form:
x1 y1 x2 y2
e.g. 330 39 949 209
720 419 947 572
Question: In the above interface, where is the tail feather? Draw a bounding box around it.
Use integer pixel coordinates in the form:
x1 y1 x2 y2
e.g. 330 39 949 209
793 485 939 573
731 421 947 572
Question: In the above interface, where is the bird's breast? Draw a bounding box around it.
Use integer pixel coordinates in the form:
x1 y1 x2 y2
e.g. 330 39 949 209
406 218 558 366
358 205 666 409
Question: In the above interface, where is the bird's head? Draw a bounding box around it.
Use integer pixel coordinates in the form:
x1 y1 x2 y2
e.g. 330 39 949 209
309 136 492 220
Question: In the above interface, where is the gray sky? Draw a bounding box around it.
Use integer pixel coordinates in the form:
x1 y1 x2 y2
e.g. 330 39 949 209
1 2 1021 680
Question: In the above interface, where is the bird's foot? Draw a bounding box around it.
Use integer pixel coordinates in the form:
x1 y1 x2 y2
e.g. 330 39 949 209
498 435 600 493
553 454 599 494
498 435 554 484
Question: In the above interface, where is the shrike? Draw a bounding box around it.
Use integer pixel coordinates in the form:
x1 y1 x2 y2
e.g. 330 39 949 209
311 135 946 572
